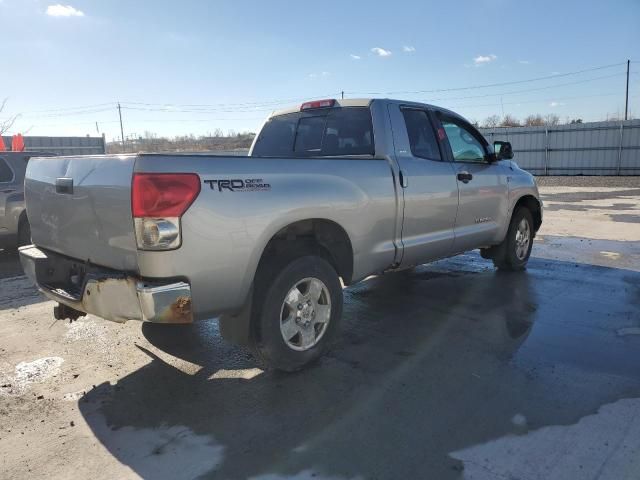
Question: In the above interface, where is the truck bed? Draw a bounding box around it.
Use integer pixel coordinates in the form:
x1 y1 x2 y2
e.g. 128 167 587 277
25 153 399 319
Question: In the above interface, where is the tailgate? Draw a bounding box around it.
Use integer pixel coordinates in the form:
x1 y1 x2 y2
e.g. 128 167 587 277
25 154 139 272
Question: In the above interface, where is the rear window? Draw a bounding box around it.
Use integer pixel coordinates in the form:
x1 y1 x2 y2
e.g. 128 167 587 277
0 157 13 182
252 107 375 157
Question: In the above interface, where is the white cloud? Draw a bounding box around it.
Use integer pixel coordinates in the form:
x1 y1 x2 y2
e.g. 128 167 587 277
350 54 361 60
402 46 416 53
518 60 531 65
46 4 84 17
371 47 392 57
473 54 497 65
549 101 565 107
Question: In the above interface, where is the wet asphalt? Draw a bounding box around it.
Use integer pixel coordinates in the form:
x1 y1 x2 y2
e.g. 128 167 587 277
0 176 639 480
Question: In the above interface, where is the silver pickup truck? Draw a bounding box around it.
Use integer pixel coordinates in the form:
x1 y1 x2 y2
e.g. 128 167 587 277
20 98 542 370
1 152 56 249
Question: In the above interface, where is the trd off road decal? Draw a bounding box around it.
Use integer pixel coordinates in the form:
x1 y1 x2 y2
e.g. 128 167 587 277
204 178 271 192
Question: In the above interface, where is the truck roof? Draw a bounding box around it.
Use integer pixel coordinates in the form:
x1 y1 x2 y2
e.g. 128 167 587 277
269 98 466 122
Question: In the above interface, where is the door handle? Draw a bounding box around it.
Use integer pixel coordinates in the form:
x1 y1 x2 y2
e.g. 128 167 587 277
399 170 408 188
457 171 473 183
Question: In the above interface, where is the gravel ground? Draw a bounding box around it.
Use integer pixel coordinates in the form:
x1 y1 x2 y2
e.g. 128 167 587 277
0 177 639 480
535 175 640 188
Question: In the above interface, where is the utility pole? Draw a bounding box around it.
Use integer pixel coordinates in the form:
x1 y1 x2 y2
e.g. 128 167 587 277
117 102 125 152
341 90 344 100
625 59 630 121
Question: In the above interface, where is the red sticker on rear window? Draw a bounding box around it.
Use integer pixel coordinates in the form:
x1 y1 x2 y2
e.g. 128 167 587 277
437 128 446 141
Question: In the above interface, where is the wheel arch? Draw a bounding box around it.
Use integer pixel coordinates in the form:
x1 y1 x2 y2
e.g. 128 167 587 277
513 195 542 233
255 218 354 285
220 218 353 347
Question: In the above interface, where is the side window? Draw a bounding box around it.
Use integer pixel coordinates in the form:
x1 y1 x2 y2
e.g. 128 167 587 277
440 118 487 163
322 107 374 156
401 109 441 161
0 157 14 182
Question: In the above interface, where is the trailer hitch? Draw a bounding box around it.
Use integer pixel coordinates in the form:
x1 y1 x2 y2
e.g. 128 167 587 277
53 303 86 322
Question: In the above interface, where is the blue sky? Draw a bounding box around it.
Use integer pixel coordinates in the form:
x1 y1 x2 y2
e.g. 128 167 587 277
1 0 639 141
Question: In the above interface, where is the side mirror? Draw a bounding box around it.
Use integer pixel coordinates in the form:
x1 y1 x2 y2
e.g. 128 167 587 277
494 141 514 160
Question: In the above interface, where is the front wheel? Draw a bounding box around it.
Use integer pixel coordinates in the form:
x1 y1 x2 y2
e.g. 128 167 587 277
491 207 534 271
250 255 343 372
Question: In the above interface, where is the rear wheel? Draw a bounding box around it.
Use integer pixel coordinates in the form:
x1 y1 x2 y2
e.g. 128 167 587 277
491 207 534 271
250 255 343 371
17 216 31 247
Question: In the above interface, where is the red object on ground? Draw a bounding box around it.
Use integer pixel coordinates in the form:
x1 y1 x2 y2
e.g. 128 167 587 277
0 136 5 151
11 134 25 151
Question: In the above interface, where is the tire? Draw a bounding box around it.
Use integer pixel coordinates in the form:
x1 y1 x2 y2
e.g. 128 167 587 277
250 255 343 372
492 207 534 271
17 216 31 248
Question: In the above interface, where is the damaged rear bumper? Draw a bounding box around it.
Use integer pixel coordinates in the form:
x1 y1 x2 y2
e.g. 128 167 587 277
19 245 192 324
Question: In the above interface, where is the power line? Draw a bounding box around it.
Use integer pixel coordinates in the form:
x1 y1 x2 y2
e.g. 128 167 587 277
21 107 115 119
345 62 627 96
120 93 340 109
115 72 627 115
11 61 629 116
445 91 622 110
419 72 628 103
21 102 116 114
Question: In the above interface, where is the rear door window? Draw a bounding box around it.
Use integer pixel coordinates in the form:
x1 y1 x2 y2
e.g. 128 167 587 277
401 109 441 161
252 107 374 157
0 157 14 182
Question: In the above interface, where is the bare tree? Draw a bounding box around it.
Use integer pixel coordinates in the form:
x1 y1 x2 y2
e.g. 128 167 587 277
500 114 521 127
0 98 20 136
523 114 545 126
482 115 501 128
543 114 560 126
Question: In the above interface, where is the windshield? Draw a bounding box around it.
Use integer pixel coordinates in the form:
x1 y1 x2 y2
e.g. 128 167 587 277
252 107 374 157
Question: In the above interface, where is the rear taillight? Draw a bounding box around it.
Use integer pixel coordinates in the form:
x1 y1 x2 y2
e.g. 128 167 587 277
132 173 200 250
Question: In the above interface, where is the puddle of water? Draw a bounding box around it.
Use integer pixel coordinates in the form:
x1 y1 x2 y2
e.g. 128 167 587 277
617 327 640 337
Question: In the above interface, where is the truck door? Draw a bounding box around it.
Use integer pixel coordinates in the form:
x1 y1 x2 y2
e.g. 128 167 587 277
388 105 459 267
434 112 509 253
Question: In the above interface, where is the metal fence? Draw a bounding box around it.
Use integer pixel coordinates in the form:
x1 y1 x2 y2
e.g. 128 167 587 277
480 119 640 175
1 135 106 156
